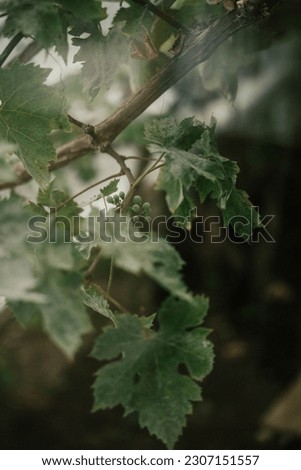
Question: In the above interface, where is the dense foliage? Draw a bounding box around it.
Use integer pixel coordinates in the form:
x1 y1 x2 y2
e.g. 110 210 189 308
0 0 280 447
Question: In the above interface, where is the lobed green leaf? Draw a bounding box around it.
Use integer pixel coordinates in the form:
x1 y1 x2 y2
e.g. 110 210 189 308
0 63 70 187
146 116 260 237
92 296 213 448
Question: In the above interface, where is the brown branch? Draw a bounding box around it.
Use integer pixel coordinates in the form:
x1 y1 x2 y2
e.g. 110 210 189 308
0 2 280 191
95 12 251 143
84 250 103 279
106 146 135 185
0 173 32 190
67 114 85 129
67 114 98 142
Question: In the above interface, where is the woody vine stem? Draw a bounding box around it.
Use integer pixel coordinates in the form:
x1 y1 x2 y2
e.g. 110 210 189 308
0 0 280 193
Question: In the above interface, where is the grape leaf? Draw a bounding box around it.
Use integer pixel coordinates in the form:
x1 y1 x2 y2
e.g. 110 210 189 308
221 188 260 238
92 295 214 448
172 1 214 27
72 23 130 99
1 0 106 54
38 270 93 358
81 284 156 328
138 313 156 330
81 285 116 325
0 193 92 357
37 181 82 235
9 270 93 358
100 178 119 197
112 2 154 35
146 116 260 235
0 63 70 187
26 205 93 357
100 235 191 301
6 300 42 327
0 258 46 303
0 194 44 304
0 192 31 258
8 240 93 358
145 116 182 150
87 179 120 204
2 0 62 48
76 208 191 300
147 117 238 210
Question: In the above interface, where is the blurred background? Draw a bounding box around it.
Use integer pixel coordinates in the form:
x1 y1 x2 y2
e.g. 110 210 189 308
0 0 301 449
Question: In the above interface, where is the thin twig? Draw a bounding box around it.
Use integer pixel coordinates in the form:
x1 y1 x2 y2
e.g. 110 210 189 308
84 250 102 279
0 33 23 67
106 257 114 295
67 114 85 129
146 162 165 173
122 155 165 211
85 257 128 313
85 259 129 315
68 114 98 142
125 155 157 162
0 173 32 190
106 146 135 185
131 0 190 32
56 171 123 211
99 286 128 313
